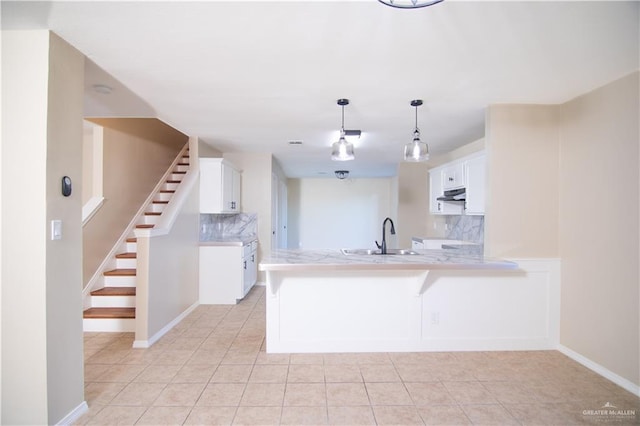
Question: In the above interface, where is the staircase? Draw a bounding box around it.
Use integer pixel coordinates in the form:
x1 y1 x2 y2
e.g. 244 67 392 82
83 148 190 332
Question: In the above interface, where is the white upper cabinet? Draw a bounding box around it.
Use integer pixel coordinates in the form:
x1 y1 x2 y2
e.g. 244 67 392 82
429 150 485 216
429 169 463 215
464 153 485 215
200 158 242 213
442 161 465 190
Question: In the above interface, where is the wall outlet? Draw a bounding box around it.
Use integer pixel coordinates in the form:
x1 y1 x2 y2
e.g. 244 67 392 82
430 312 440 325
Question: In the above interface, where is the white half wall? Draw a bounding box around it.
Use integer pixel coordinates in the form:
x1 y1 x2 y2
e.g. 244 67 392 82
266 259 560 353
135 174 200 346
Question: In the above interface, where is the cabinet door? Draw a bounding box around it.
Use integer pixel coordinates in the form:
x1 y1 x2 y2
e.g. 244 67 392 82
442 162 465 190
241 247 257 297
200 159 224 213
429 170 444 214
222 163 235 212
464 155 485 215
231 168 241 212
430 170 463 215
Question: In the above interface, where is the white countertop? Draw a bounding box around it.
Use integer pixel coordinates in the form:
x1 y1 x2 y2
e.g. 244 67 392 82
200 236 257 247
259 249 517 272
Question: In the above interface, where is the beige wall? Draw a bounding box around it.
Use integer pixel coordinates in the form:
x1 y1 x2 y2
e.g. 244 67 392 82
397 163 429 247
485 105 561 258
484 73 640 388
223 152 273 282
82 118 187 285
199 140 223 158
146 177 200 339
559 72 639 387
82 121 95 204
1 30 85 425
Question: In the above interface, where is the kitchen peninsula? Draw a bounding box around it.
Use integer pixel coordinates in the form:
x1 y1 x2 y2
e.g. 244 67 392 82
259 249 560 353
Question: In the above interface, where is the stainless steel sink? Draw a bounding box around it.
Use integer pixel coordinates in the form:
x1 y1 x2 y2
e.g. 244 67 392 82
341 248 420 256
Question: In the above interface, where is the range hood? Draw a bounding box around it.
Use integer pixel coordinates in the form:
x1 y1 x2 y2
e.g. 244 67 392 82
437 188 465 202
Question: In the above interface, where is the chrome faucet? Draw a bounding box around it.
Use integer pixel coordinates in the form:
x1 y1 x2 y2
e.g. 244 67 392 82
375 217 396 254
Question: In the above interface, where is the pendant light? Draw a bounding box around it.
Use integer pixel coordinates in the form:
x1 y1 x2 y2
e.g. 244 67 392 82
403 99 429 162
331 99 355 161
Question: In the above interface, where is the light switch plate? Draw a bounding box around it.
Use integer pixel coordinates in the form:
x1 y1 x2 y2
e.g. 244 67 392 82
51 220 62 240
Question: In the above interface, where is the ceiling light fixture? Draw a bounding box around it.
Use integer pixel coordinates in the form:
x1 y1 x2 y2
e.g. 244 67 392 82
335 170 349 180
331 99 355 161
378 0 444 9
92 84 113 95
404 99 430 162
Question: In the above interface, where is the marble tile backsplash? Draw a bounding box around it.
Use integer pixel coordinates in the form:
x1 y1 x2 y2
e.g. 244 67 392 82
200 213 257 241
446 215 484 244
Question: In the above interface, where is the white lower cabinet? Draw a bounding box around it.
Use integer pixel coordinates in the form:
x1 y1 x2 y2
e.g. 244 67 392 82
199 241 258 304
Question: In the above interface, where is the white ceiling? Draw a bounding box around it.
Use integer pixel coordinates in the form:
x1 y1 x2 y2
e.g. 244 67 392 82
3 1 639 177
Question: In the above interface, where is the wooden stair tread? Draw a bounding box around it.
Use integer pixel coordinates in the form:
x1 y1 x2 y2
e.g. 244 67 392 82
115 252 136 259
166 179 181 183
83 307 135 319
91 287 136 296
177 163 190 166
136 224 154 229
144 212 161 216
104 268 136 276
153 200 169 204
160 190 175 193
126 237 137 243
173 171 187 174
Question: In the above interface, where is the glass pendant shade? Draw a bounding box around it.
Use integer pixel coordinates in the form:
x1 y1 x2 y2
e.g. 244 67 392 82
404 129 429 162
331 131 355 161
403 99 429 162
331 99 355 161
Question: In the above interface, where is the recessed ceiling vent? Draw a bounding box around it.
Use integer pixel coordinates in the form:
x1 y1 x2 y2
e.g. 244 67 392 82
288 140 303 145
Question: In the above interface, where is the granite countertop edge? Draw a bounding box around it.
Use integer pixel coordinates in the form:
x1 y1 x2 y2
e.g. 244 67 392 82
259 249 518 272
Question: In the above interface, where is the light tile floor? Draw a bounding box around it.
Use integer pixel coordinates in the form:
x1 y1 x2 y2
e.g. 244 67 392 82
77 286 640 425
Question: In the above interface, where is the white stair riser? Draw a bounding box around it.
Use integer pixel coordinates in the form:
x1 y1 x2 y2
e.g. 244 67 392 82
126 242 137 252
157 192 173 201
163 182 179 191
104 275 136 287
143 215 160 225
83 318 135 333
91 295 135 308
116 258 137 269
170 173 184 181
149 203 165 213
175 165 189 172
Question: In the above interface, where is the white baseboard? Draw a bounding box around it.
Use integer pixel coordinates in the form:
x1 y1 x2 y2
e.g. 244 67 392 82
133 302 199 348
558 344 640 397
55 401 88 425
